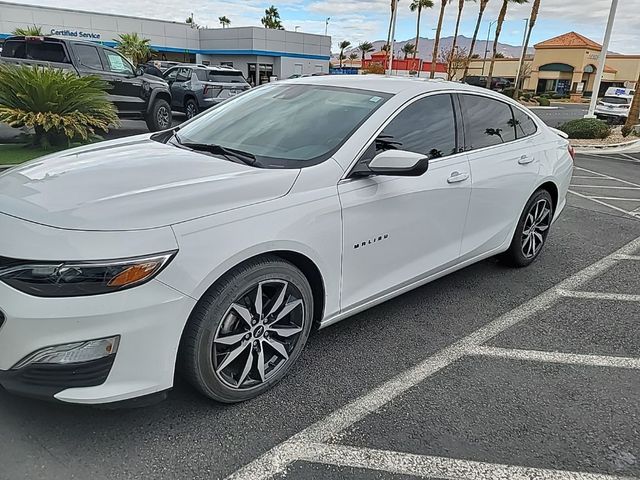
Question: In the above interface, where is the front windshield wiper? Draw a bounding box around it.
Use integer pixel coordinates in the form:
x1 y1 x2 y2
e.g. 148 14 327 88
172 134 258 167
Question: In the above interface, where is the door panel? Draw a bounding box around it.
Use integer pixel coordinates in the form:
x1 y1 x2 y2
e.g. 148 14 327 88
338 93 471 311
457 94 541 257
101 50 145 113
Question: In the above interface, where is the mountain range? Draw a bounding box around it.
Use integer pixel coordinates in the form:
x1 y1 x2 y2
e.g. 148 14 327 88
338 35 534 61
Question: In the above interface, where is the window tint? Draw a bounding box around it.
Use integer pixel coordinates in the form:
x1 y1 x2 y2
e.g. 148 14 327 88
1 40 69 63
371 94 457 160
602 96 630 105
164 68 178 81
75 44 103 70
460 94 516 149
104 51 134 75
511 107 537 139
195 69 246 83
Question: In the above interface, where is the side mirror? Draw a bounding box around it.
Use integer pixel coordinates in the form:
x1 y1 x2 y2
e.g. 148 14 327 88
367 150 429 177
135 66 144 77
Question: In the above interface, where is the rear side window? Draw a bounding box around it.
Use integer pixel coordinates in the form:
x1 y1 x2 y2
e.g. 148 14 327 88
460 94 516 149
196 69 247 84
75 44 103 70
1 40 69 63
370 94 457 160
511 107 537 139
602 96 630 105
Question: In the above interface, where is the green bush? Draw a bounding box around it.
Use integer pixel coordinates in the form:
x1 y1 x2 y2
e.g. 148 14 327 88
0 64 119 148
559 118 611 139
501 87 515 98
521 92 532 101
537 97 551 106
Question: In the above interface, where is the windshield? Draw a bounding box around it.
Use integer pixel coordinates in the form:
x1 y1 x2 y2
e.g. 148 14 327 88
602 96 630 105
174 83 391 168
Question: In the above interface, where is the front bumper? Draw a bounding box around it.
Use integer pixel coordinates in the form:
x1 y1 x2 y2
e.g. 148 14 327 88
0 278 196 405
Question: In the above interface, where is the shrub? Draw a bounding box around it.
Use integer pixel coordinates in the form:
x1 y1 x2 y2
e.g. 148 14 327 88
537 97 551 106
521 92 532 101
0 64 119 148
559 118 610 139
363 62 385 75
501 87 515 98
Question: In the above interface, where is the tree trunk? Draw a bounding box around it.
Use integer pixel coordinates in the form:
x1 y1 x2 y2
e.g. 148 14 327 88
486 0 508 89
462 0 487 79
624 69 640 130
413 6 422 59
339 49 343 68
449 0 465 80
514 0 540 97
386 0 396 68
430 0 447 78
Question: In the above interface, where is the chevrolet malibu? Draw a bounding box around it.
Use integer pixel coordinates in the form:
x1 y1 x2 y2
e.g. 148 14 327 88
0 76 573 405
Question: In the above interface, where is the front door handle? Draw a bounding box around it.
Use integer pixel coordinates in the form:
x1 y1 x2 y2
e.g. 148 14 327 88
518 154 534 165
447 171 469 183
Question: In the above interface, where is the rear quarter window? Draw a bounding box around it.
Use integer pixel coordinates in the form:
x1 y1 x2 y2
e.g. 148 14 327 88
511 107 537 139
1 40 70 63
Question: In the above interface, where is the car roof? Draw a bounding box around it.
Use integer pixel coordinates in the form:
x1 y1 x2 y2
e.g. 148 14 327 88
279 74 507 97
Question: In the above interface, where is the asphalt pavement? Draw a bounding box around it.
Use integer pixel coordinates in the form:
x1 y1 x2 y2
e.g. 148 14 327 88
0 152 638 480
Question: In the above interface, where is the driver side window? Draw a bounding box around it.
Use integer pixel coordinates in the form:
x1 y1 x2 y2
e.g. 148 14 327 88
361 94 457 163
164 68 178 82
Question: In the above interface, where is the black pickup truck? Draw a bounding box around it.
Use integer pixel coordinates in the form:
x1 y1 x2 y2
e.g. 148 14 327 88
0 35 173 132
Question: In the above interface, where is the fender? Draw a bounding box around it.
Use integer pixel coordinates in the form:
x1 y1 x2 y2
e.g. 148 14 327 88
146 86 172 114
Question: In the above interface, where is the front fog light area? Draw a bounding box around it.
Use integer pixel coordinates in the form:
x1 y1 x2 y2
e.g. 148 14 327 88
12 336 120 370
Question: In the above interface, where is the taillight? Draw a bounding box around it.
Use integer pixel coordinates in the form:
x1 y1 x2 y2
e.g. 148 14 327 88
568 144 576 161
203 85 222 97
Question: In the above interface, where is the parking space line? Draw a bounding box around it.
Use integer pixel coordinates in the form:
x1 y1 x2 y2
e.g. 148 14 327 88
568 190 639 218
572 175 607 179
578 152 640 165
570 186 640 190
588 196 640 202
225 236 640 480
558 289 640 302
613 254 640 260
469 346 640 370
574 167 640 189
294 443 638 480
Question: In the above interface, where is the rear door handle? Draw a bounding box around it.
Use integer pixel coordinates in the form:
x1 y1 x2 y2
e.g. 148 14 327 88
518 154 534 165
447 171 469 184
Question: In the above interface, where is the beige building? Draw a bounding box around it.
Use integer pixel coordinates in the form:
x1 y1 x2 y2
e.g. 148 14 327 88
462 32 639 99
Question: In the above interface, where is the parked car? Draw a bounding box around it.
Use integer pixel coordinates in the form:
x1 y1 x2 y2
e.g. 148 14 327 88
463 75 512 92
0 35 173 131
163 64 250 119
595 87 637 124
0 76 573 406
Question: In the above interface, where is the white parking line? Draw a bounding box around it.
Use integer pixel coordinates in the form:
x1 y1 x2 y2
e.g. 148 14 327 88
579 152 640 165
570 186 640 190
558 289 640 302
613 254 640 260
588 196 640 202
469 346 640 370
226 235 640 480
568 190 638 218
574 166 640 189
295 443 639 480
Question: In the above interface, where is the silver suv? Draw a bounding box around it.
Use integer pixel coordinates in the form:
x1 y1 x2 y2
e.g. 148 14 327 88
163 64 250 119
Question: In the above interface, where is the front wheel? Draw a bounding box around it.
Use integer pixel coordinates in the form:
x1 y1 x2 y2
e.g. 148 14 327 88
501 190 554 268
145 98 172 132
180 256 314 403
185 99 198 120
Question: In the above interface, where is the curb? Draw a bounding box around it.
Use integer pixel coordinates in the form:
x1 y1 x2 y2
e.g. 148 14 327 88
528 106 560 110
573 139 640 154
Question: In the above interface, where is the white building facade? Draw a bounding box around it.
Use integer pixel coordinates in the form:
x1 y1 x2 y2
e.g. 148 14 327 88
0 1 331 83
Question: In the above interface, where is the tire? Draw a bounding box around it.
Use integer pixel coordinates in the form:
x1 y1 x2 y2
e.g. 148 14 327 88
180 256 314 403
185 98 198 120
501 189 554 268
145 98 172 132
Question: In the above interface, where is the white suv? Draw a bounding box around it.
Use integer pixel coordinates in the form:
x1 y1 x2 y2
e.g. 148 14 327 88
0 76 573 406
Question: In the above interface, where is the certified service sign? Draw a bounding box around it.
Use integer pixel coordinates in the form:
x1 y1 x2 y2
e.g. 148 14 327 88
50 29 101 40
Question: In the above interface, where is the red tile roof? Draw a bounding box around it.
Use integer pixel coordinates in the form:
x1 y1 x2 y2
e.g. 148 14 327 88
535 32 602 50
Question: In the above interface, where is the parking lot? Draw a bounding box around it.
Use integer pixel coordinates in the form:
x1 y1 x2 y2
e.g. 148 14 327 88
0 152 639 480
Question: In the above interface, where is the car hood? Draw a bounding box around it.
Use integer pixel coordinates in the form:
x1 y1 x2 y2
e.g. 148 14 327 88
0 137 299 231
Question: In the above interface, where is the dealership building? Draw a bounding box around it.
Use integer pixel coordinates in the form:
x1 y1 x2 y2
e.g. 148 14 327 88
0 1 331 84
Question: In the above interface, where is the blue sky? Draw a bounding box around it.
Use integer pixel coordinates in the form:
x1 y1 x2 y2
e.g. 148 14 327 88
9 0 640 54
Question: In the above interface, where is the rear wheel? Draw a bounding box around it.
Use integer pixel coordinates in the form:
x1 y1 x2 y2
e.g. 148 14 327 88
180 256 314 403
501 189 554 268
185 98 198 120
145 98 172 131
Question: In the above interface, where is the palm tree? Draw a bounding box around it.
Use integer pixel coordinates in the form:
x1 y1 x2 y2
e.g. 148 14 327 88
338 40 351 68
462 0 489 79
261 5 283 29
12 25 42 36
219 16 231 28
185 13 199 29
115 32 153 66
358 41 374 62
430 0 448 78
349 52 359 67
449 0 473 68
385 0 398 67
513 0 539 97
486 0 528 88
409 0 434 59
402 43 416 59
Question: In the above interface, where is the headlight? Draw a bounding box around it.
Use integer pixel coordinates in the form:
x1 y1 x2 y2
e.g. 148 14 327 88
0 251 176 297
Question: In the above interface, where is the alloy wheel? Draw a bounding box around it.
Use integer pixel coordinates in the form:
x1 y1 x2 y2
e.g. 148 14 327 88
212 280 305 390
157 106 170 129
521 198 551 259
186 104 197 119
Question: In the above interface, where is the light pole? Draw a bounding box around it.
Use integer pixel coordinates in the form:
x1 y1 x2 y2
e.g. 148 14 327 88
513 18 529 93
586 0 619 118
324 17 330 36
387 0 398 77
482 20 497 76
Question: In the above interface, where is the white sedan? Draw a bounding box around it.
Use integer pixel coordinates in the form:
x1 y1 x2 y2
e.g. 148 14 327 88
0 76 573 405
